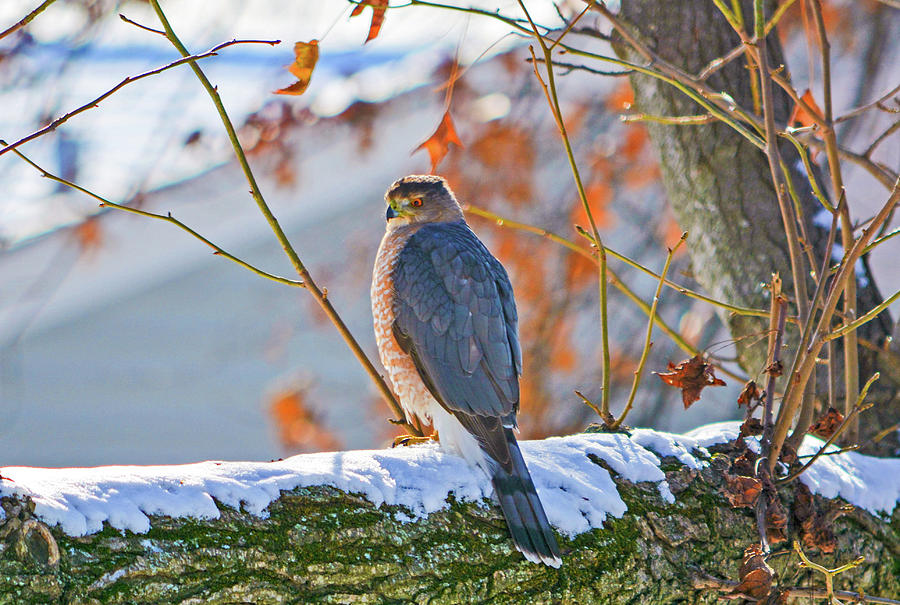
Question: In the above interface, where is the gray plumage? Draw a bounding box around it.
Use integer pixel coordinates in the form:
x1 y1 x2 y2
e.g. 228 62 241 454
378 177 561 566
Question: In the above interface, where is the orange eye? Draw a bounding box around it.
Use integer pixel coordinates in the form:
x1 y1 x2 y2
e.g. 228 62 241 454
411 198 423 207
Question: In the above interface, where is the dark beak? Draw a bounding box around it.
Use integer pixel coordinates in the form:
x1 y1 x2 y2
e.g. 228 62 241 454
386 206 397 221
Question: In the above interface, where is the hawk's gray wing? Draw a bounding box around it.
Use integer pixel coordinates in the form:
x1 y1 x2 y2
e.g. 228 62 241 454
391 221 561 567
391 221 522 422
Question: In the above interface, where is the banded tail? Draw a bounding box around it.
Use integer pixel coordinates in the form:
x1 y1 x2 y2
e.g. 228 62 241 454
490 429 561 567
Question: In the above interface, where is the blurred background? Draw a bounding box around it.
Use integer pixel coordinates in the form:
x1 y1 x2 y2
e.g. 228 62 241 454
0 0 897 466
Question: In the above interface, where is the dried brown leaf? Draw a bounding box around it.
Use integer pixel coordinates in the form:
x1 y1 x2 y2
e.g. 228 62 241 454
808 407 844 439
722 474 762 508
350 0 389 43
739 416 764 440
414 110 463 173
654 355 727 409
794 483 836 553
275 40 319 96
737 380 761 407
765 496 788 544
732 450 757 477
730 544 775 600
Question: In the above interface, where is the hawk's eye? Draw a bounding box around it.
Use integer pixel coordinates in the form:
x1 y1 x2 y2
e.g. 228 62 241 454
411 197 423 207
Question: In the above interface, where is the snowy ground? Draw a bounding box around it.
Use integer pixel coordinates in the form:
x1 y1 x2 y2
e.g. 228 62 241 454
2 422 898 539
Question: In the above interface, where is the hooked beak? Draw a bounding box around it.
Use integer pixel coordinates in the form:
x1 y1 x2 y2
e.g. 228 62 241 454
386 205 398 221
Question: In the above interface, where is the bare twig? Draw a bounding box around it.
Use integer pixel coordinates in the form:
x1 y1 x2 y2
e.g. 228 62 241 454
119 13 166 36
463 205 725 367
762 276 787 452
518 0 613 418
826 289 900 342
575 390 607 422
0 38 281 158
0 0 58 41
528 57 631 77
1 141 302 289
770 177 900 470
835 82 900 123
784 193 843 447
621 113 715 125
779 373 878 485
793 540 865 603
611 232 687 430
751 0 810 342
146 0 416 435
864 119 900 158
809 0 860 443
574 226 772 319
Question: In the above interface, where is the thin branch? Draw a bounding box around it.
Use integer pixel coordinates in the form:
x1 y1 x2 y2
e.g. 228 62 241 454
809 0 860 443
752 0 810 347
778 374 878 485
466 206 749 379
864 118 900 158
610 232 687 430
621 112 715 125
770 177 900 470
574 226 772 318
146 0 416 435
528 57 631 77
835 82 900 123
0 38 280 158
793 540 866 602
548 3 591 51
119 13 166 36
826 288 900 342
864 226 900 254
519 0 613 418
1 141 302 289
0 0 58 41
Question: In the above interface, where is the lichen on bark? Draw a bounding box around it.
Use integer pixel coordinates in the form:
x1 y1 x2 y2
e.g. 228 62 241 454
1 444 897 604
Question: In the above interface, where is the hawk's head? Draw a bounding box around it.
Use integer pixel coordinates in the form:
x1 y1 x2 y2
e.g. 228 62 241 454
384 175 464 227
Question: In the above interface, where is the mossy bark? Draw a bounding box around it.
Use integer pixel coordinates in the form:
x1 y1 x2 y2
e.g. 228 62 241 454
1 448 898 604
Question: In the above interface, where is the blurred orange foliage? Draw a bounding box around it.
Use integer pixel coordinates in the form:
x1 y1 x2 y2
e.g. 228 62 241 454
269 388 342 453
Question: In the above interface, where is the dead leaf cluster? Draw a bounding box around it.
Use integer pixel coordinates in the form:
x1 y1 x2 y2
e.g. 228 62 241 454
654 354 727 409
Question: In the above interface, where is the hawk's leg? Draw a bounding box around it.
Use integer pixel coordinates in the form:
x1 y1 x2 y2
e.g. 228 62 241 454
392 432 439 447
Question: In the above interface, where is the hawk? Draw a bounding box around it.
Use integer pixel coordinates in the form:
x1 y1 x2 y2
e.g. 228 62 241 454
371 175 561 567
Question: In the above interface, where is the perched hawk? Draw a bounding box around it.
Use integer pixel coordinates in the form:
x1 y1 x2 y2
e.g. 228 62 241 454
371 175 561 567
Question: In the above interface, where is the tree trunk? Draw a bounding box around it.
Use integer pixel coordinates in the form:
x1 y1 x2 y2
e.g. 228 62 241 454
612 0 898 452
1 442 897 604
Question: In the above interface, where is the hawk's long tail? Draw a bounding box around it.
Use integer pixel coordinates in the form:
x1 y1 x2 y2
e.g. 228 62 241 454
490 429 562 567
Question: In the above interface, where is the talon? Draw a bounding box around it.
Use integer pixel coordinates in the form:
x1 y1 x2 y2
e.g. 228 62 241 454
392 433 439 448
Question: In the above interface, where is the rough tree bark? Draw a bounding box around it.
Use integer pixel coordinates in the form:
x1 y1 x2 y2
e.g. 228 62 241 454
1 443 898 604
610 0 898 452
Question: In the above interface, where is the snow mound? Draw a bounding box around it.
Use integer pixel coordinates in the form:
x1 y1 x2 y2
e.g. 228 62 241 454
1 422 898 538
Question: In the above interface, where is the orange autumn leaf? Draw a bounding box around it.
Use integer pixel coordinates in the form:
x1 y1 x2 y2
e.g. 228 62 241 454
570 182 613 229
605 80 634 112
414 110 463 173
351 0 389 43
74 217 103 253
275 40 319 96
269 388 341 453
620 125 648 161
654 354 727 409
789 89 824 129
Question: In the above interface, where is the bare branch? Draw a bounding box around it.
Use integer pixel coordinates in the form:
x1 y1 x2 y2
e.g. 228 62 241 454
0 38 280 158
0 0 58 41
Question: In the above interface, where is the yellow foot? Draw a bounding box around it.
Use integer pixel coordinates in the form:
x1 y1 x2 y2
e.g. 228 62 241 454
392 433 439 448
